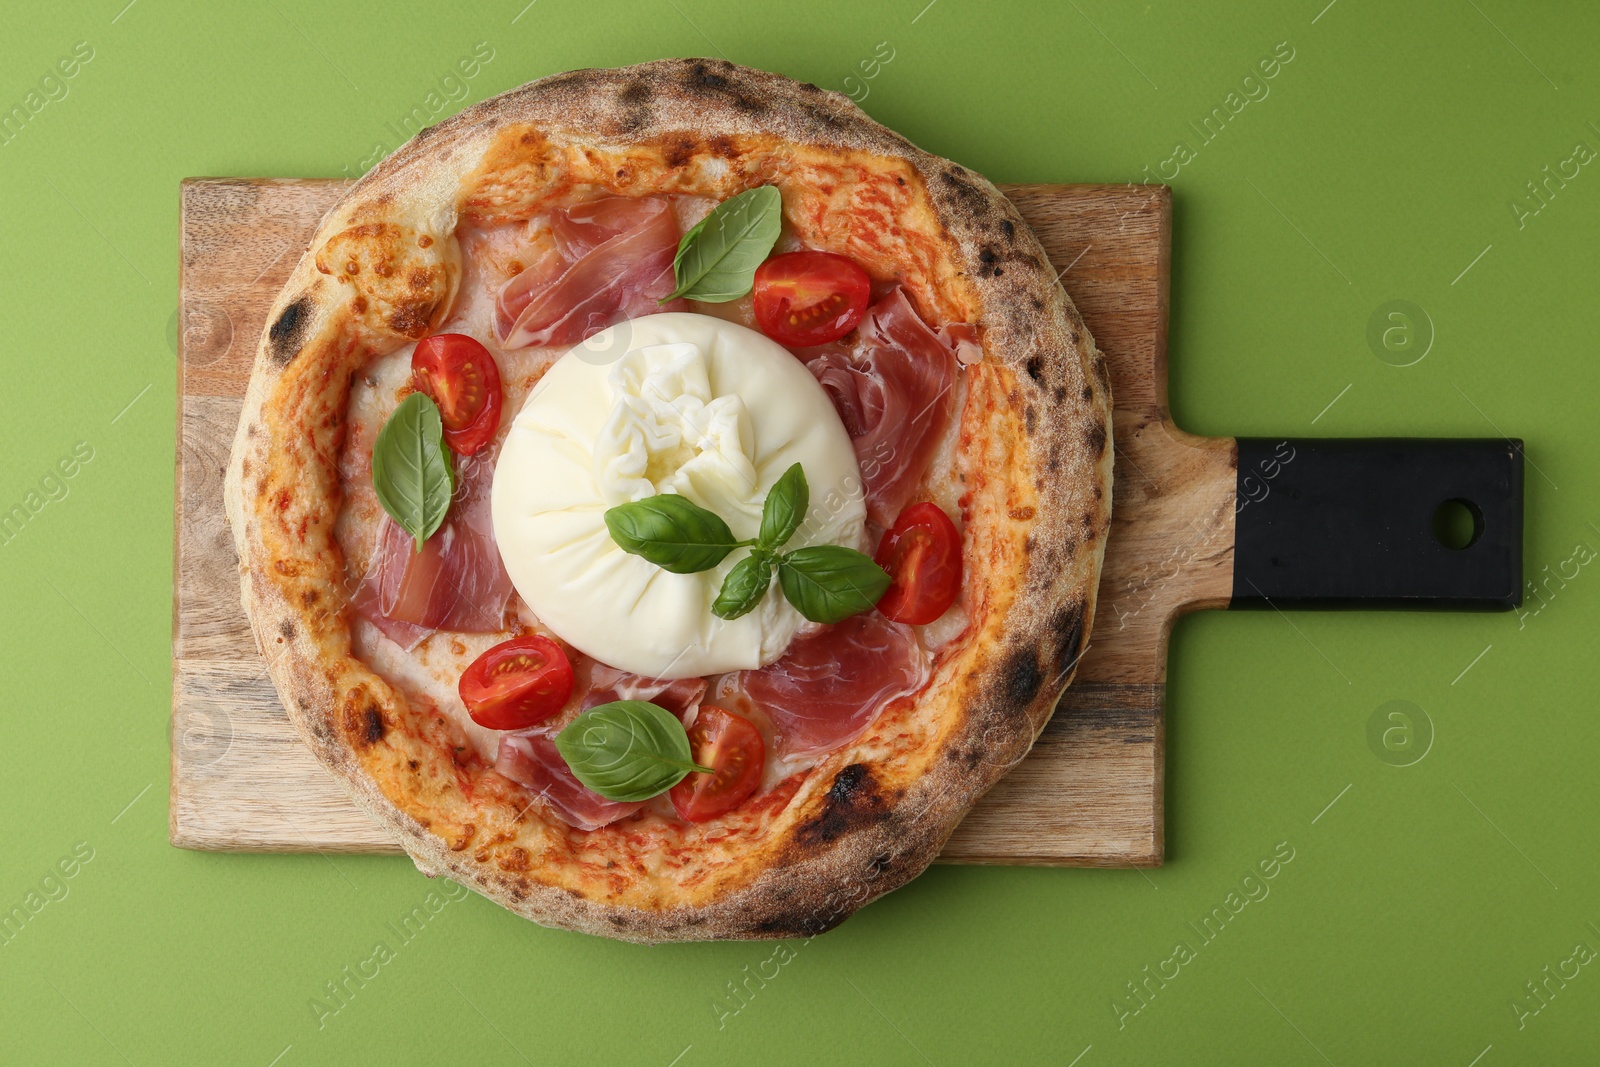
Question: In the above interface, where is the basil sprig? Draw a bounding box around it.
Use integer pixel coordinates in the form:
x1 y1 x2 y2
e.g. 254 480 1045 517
777 545 893 625
758 461 808 548
603 464 890 625
711 552 774 621
372 392 455 551
663 185 783 302
603 493 741 573
555 701 713 802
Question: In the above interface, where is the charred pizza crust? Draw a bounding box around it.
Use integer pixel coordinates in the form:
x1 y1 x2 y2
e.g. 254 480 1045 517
224 59 1112 942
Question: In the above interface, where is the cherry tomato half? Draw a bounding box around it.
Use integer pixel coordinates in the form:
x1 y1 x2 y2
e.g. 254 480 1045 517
459 635 574 731
752 251 871 347
874 502 963 625
411 333 503 456
670 706 765 823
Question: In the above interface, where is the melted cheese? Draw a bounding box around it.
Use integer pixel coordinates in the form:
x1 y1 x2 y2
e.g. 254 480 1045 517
491 313 865 678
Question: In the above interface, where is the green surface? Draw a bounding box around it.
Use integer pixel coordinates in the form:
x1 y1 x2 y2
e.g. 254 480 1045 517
3 1 1597 1063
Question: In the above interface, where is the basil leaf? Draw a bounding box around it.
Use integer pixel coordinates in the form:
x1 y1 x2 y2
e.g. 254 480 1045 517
663 185 783 302
778 545 892 624
371 392 455 552
604 494 739 573
712 551 774 621
554 701 711 802
758 462 808 550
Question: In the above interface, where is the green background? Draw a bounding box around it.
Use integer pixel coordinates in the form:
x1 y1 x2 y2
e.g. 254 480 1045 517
3 0 1596 1062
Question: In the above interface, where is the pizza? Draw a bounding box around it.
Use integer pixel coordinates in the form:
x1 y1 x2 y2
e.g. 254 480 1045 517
224 59 1112 942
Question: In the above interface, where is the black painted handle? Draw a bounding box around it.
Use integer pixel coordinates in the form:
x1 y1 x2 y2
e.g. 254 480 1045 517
1231 438 1524 610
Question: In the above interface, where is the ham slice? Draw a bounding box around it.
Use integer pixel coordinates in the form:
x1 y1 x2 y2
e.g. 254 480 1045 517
351 451 513 650
494 733 642 831
585 665 708 720
804 289 957 526
938 321 984 366
742 612 927 757
494 196 686 350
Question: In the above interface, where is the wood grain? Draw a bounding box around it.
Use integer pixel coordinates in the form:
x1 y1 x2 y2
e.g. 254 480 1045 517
170 179 1236 865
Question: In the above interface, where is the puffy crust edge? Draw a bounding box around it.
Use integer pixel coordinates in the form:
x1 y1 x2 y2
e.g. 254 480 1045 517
223 59 1112 942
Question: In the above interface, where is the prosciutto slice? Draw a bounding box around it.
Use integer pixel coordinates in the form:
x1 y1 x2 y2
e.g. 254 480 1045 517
742 612 927 757
351 451 513 650
804 289 957 526
585 665 708 720
494 733 642 831
494 196 686 350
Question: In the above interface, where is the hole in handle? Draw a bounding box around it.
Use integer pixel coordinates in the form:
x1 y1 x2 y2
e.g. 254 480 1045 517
1432 498 1483 550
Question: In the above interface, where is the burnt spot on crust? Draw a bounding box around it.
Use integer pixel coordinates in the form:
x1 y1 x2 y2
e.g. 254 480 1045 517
1025 355 1044 382
267 296 311 366
1024 406 1037 434
615 82 652 133
1002 644 1044 709
277 618 296 641
338 684 385 748
1081 385 1094 402
754 913 836 937
796 764 887 846
945 743 983 771
362 707 386 746
976 246 1005 278
938 167 989 214
684 60 766 114
1000 218 1015 239
1084 421 1107 457
1052 602 1088 678
830 763 870 803
663 136 697 169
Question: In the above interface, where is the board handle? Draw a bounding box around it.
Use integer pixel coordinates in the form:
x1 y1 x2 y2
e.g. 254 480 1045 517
1230 438 1524 610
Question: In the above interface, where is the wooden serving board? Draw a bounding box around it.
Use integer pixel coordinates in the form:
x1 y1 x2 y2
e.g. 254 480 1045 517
171 179 1234 866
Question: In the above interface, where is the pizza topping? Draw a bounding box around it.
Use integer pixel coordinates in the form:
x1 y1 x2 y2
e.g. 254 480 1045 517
939 321 984 366
874 502 964 625
352 451 513 650
410 333 503 456
664 185 784 302
669 706 766 822
752 251 872 347
490 314 865 678
494 195 685 350
604 463 889 625
742 610 927 757
554 701 712 801
493 733 643 831
458 634 575 731
371 392 455 550
804 289 958 526
586 665 707 719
